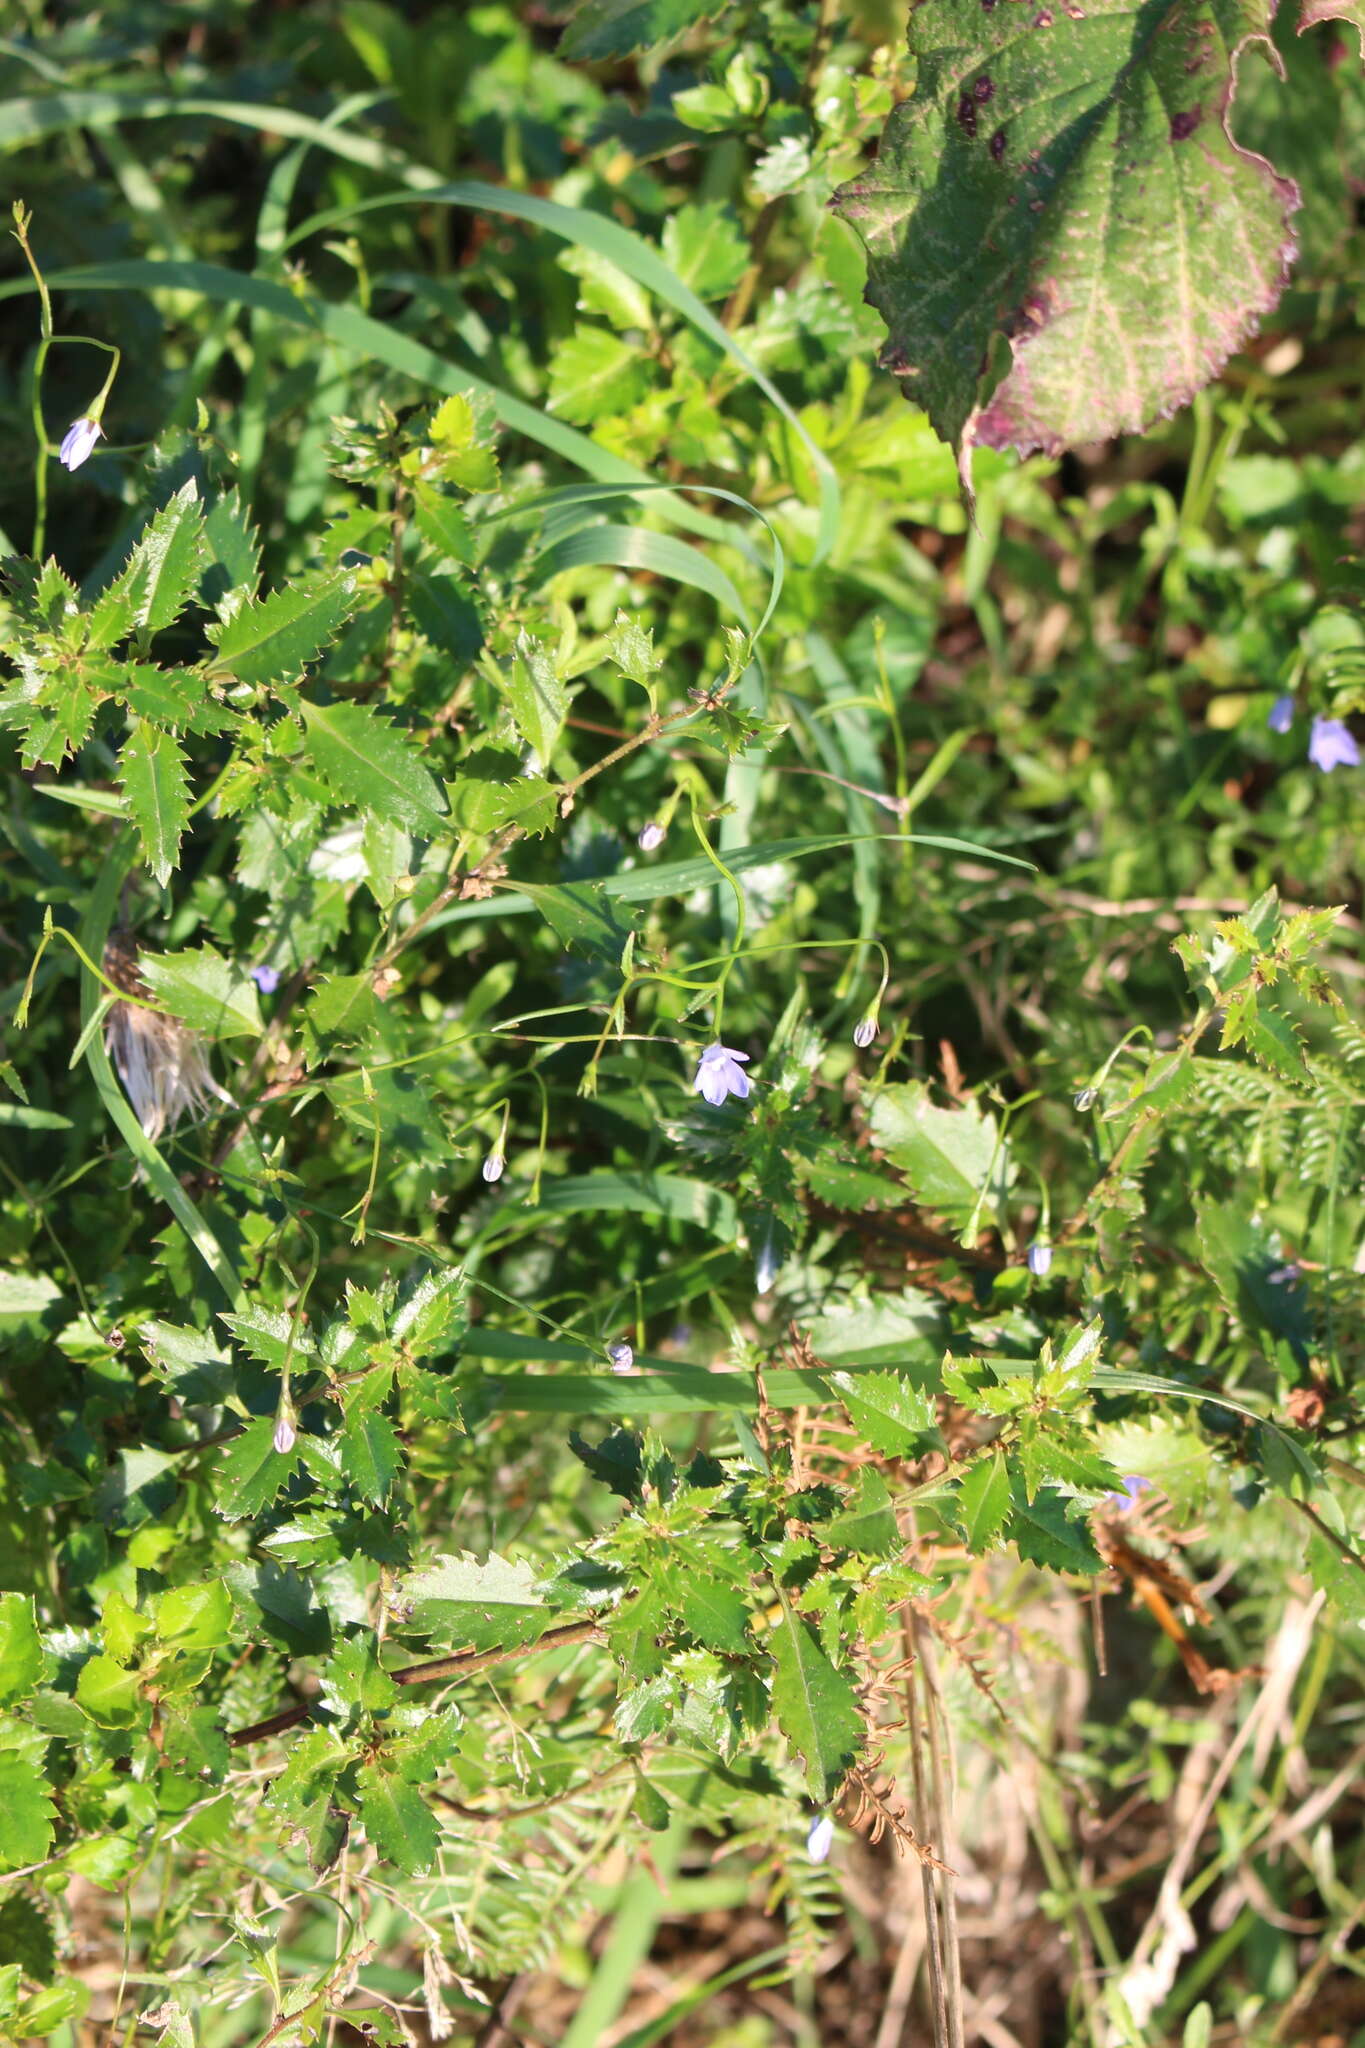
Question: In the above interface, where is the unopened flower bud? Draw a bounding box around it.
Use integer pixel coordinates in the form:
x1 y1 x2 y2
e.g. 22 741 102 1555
482 1152 505 1184
1027 1239 1052 1277
853 1016 877 1049
273 1414 296 1455
638 821 665 853
607 1341 635 1374
1074 1087 1097 1111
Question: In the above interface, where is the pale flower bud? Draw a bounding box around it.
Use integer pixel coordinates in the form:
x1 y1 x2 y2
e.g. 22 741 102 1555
272 1414 297 1455
853 1016 877 1049
482 1152 505 1184
806 1814 834 1864
638 821 666 853
1027 1240 1052 1277
607 1342 635 1374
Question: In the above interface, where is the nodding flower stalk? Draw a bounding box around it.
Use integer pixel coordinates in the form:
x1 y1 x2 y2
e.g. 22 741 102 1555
12 201 121 557
852 944 891 1050
481 1100 511 1185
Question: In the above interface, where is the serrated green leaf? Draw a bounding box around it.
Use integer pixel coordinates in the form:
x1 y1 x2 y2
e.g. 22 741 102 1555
548 327 654 424
224 1561 331 1655
299 700 448 836
0 1596 45 1704
101 482 207 635
206 570 356 687
520 882 639 965
505 632 569 765
355 1762 440 1876
340 1371 400 1504
141 1320 235 1405
213 1417 299 1519
1007 1487 1103 1574
829 1369 937 1455
140 943 262 1038
0 1756 55 1871
957 1449 1011 1554
868 1082 1013 1236
675 1576 750 1653
824 1468 900 1556
119 723 190 887
399 1551 549 1652
768 1606 864 1801
153 1578 233 1650
75 1652 141 1724
661 202 749 299
561 0 722 60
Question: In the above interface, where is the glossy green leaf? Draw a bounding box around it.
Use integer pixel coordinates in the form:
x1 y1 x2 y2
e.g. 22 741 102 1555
0 1756 56 1871
206 570 357 687
119 723 190 887
140 943 262 1038
299 700 448 836
768 1606 864 1801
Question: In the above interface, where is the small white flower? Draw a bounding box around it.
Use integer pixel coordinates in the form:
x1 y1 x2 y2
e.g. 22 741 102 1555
58 416 103 471
607 1341 635 1374
806 1814 834 1864
853 1016 877 1049
692 1043 750 1107
638 821 665 853
482 1152 505 1184
272 1415 297 1455
1027 1240 1053 1277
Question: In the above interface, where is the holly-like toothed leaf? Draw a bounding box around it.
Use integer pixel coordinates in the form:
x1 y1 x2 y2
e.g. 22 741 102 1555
824 1468 901 1556
339 1370 401 1505
299 700 449 837
829 1368 938 1456
674 1576 751 1654
356 1761 441 1876
0 1755 56 1871
956 1449 1012 1554
140 943 262 1038
833 0 1301 469
1007 1485 1103 1574
119 722 190 886
213 1417 299 1520
504 632 569 766
201 489 263 607
19 675 100 769
560 0 724 60
99 481 208 636
398 1551 551 1652
768 1605 865 1801
206 570 357 687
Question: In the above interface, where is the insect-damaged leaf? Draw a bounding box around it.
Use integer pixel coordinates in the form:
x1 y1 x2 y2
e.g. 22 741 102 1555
833 0 1301 466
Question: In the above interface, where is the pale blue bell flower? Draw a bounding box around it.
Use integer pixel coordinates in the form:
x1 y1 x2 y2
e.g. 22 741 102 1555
1027 1240 1053 1277
252 964 281 994
1266 694 1295 734
607 1342 635 1374
1308 716 1360 773
693 1043 750 1106
58 416 102 471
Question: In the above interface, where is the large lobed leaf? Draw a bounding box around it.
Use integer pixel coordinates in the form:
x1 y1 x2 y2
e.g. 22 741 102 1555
834 0 1302 465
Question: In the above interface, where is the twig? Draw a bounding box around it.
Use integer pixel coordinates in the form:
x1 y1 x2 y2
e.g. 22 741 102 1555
226 1620 601 1748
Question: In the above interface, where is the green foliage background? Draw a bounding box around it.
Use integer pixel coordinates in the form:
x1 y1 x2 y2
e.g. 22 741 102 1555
2 1 1365 2044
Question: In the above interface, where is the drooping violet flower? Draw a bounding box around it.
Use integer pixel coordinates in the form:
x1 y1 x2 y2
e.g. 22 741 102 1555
482 1152 505 1184
272 1414 297 1456
1266 694 1295 735
1099 1474 1152 1513
638 821 665 853
806 1814 834 1864
1027 1240 1053 1277
251 964 281 994
58 416 103 471
853 1015 877 1049
1267 1263 1301 1288
693 1043 750 1107
607 1341 635 1374
1308 716 1360 773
